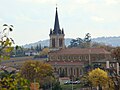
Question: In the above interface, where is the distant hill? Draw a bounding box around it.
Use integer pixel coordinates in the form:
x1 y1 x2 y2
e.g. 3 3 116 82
23 36 120 48
92 36 120 46
23 38 72 48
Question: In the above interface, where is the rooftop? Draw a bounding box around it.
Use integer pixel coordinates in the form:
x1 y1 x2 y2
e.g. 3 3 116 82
49 48 110 55
47 61 84 66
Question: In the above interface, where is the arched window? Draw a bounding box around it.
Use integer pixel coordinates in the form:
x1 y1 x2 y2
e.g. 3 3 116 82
59 38 63 47
52 38 55 47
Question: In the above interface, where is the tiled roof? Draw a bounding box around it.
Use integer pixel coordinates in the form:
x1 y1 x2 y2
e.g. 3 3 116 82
49 48 110 55
92 58 117 63
47 61 84 66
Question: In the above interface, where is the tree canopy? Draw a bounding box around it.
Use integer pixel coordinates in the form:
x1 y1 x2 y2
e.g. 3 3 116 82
68 33 92 48
20 61 54 87
111 47 120 62
0 69 30 90
88 68 115 90
89 68 108 89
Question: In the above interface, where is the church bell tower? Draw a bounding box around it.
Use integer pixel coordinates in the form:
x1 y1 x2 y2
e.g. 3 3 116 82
49 7 65 50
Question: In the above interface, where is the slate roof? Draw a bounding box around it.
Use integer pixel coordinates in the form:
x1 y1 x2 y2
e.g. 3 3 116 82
53 7 60 34
50 7 64 35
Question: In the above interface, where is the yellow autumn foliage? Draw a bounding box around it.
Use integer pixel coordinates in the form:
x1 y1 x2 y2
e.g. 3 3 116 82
89 68 115 90
20 61 54 87
89 68 108 87
40 48 50 56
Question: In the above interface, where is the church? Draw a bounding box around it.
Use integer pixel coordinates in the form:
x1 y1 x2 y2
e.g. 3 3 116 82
47 7 112 77
49 7 65 51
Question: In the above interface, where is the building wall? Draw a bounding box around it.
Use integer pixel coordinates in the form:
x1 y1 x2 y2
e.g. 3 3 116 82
49 53 110 63
48 48 111 77
52 64 83 77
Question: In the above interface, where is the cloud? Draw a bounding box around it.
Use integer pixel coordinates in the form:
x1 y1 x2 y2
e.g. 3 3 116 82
105 0 120 5
0 18 3 22
15 14 45 23
17 0 57 4
0 18 6 25
91 16 104 23
73 0 90 4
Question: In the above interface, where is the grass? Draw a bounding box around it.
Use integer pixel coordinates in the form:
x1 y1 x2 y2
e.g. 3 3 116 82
61 84 82 90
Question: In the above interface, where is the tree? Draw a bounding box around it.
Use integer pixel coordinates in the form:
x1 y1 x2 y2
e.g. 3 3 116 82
52 81 62 90
111 47 120 62
39 48 50 58
68 38 83 48
68 33 91 48
0 24 14 60
35 44 42 52
80 74 92 88
84 33 91 48
13 46 25 57
20 61 54 88
88 68 109 90
0 69 30 90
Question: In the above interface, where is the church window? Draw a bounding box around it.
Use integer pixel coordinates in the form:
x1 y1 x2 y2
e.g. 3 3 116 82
79 56 81 59
59 38 63 47
58 56 60 60
70 56 73 60
59 56 62 60
62 56 65 60
52 38 55 47
54 68 56 71
74 69 76 75
80 69 82 75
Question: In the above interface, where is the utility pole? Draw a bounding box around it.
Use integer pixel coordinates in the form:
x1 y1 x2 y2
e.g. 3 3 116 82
89 49 91 65
72 76 74 90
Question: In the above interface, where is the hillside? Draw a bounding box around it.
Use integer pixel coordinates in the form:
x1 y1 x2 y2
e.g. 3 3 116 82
23 36 120 48
23 38 72 48
92 36 120 46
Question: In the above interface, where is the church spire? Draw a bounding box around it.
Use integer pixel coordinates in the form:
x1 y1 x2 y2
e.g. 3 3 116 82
53 7 60 34
49 6 65 50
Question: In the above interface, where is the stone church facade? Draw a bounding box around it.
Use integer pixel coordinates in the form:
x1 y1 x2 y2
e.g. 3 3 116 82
48 48 111 77
48 7 111 77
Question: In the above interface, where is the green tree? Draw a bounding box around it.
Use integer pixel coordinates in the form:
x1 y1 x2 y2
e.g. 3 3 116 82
68 38 84 48
84 33 91 48
0 24 14 60
0 69 30 90
35 44 42 52
52 81 62 90
68 33 91 48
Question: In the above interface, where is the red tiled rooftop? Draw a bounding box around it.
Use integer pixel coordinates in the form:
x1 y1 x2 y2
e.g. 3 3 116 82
49 48 110 55
47 61 84 66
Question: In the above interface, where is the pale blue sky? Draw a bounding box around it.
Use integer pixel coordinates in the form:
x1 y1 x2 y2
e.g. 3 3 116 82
0 0 120 45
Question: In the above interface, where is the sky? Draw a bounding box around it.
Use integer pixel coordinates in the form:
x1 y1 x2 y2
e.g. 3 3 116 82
0 0 120 46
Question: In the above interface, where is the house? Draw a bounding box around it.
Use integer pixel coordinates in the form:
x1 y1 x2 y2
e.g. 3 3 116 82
25 50 39 56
